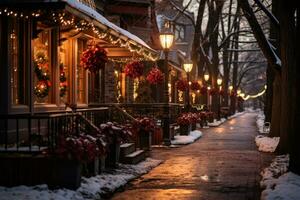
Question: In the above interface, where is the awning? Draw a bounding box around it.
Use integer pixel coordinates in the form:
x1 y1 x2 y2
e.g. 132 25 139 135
0 0 158 61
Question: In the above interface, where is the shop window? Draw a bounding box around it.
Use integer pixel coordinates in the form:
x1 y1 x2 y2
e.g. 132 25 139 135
9 18 26 105
77 38 87 104
33 29 52 104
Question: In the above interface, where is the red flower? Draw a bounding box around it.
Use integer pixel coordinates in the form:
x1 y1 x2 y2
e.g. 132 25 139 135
190 81 200 91
146 67 164 84
124 61 144 79
219 89 225 96
80 44 108 72
209 88 218 96
200 86 208 95
176 79 188 91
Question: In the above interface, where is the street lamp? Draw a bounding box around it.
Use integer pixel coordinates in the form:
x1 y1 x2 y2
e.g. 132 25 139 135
159 31 174 146
237 89 241 96
204 70 210 82
217 76 222 119
183 61 193 111
229 85 233 92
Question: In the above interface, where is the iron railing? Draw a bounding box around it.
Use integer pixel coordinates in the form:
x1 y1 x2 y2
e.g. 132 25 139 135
0 107 108 153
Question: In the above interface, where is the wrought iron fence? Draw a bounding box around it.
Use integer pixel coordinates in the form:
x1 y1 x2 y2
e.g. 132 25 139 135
0 108 109 153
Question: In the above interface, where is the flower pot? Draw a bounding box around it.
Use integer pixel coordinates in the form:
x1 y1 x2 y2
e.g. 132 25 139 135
50 159 81 190
139 129 152 151
106 142 120 168
191 124 196 131
179 124 191 135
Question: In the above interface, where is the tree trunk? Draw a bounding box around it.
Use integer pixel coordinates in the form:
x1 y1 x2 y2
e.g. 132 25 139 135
269 71 281 137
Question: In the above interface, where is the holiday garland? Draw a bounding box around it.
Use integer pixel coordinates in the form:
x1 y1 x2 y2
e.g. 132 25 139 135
124 61 144 79
80 44 108 73
34 52 51 99
146 67 164 84
59 63 67 97
200 86 208 95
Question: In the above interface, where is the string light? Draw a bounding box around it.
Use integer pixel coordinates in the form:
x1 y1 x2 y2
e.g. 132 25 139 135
240 85 267 100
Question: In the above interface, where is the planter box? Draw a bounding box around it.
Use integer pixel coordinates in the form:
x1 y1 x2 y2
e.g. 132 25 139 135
50 158 82 190
139 130 151 151
179 124 191 135
106 143 120 168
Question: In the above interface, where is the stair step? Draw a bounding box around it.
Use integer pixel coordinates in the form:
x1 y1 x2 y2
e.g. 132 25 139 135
120 143 135 162
121 150 146 165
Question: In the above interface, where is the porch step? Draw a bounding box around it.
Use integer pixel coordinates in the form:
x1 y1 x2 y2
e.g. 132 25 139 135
121 150 146 165
120 143 136 161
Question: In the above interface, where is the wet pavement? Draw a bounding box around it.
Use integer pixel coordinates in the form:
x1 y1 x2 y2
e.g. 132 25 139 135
111 113 274 200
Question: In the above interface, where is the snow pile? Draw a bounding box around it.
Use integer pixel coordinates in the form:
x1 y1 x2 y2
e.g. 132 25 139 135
256 111 266 134
228 111 245 119
260 155 300 200
0 158 162 200
171 130 202 145
255 135 280 152
208 118 226 127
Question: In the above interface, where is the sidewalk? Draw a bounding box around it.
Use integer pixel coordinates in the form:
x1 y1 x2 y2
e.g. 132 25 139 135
112 113 274 200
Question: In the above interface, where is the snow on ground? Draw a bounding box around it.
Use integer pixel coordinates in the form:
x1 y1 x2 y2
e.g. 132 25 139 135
260 155 300 200
256 111 267 134
207 118 226 127
255 135 280 153
0 158 162 200
171 130 202 145
228 111 245 119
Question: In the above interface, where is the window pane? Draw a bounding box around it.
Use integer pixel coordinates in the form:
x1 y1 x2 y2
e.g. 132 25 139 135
77 39 87 104
33 29 52 104
59 43 68 104
10 19 25 105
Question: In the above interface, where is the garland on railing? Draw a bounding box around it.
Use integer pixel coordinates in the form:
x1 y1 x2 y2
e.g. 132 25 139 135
200 86 208 95
80 44 108 73
59 63 67 97
34 52 51 99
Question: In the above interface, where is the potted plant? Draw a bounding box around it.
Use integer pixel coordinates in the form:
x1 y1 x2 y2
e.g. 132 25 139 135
132 117 157 150
176 113 191 135
100 122 132 168
51 133 104 189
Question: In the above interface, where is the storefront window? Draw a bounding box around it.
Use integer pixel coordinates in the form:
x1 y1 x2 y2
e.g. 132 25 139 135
77 38 87 104
33 29 52 104
9 19 25 105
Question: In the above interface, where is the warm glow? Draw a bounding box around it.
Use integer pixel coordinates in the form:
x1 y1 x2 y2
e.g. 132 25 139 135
240 93 245 98
229 85 233 91
237 89 241 95
217 77 222 86
188 81 191 85
159 32 174 49
204 71 209 82
183 61 193 73
207 86 211 90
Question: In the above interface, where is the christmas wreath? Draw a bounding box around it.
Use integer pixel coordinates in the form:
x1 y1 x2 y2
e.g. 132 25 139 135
59 63 67 97
190 81 200 91
176 79 188 91
146 67 164 84
124 61 144 79
80 44 108 73
34 52 51 99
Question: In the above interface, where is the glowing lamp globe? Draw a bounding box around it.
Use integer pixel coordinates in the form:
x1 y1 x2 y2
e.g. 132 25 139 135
159 32 174 50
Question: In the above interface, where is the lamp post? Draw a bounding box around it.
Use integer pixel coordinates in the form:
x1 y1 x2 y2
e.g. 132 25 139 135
217 76 222 119
183 61 193 111
203 70 209 110
159 31 174 146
